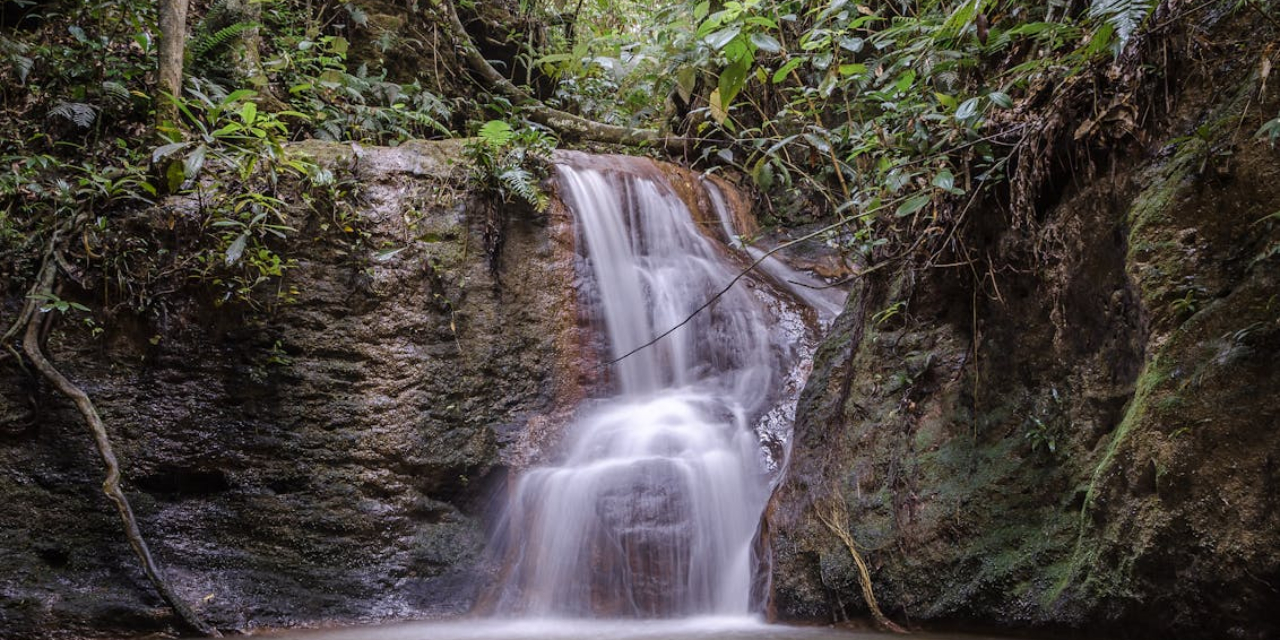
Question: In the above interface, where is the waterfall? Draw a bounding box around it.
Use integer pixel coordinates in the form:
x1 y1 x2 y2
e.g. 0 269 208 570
491 155 816 619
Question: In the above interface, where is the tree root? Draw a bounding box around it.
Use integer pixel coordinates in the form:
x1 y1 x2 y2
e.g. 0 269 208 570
436 0 687 151
816 496 909 634
17 256 221 637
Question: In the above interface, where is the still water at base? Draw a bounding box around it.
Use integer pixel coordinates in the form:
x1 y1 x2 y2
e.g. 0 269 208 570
259 618 1025 640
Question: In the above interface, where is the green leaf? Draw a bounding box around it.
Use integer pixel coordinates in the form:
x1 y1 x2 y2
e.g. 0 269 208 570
839 63 867 77
709 88 728 125
705 26 742 51
772 57 804 83
956 97 980 120
183 144 207 183
895 70 917 92
223 89 257 105
750 33 782 54
895 192 932 217
839 36 865 52
988 91 1013 108
226 233 249 266
328 35 349 56
932 169 964 194
676 66 698 102
802 132 831 154
165 161 185 193
717 57 751 108
694 1 710 22
318 69 344 87
932 169 955 192
724 34 753 64
746 16 779 29
1257 117 1280 143
374 247 406 262
152 141 191 164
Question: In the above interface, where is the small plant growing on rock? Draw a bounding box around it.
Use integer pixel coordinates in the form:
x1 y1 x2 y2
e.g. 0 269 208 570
463 119 556 272
463 119 555 213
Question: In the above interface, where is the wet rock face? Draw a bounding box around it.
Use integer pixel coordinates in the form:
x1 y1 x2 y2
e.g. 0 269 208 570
590 462 694 616
770 14 1280 640
0 141 579 638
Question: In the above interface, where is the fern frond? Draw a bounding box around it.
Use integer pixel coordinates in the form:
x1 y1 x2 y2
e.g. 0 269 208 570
316 119 344 141
479 120 516 147
101 80 130 103
499 167 548 211
190 21 260 61
48 102 97 128
1089 0 1153 51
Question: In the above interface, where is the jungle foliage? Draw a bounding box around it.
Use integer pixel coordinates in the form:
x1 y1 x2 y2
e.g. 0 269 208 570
0 0 1275 636
3 0 1275 315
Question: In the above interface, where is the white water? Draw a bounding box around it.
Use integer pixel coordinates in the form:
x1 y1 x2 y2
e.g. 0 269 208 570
489 157 805 618
702 181 847 325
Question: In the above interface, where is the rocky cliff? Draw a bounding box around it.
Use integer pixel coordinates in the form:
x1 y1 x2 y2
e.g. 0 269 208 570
0 140 582 637
770 9 1280 640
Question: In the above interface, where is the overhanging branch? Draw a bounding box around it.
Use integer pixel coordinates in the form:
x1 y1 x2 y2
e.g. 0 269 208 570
437 0 687 150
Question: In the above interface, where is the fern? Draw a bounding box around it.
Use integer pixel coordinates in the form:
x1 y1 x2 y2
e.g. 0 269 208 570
499 166 549 211
101 80 130 103
316 119 344 141
478 120 516 147
1089 0 1154 52
48 102 97 128
190 21 260 61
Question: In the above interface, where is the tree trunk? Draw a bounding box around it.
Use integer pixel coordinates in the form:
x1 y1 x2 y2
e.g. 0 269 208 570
227 0 264 83
157 0 189 128
224 0 288 110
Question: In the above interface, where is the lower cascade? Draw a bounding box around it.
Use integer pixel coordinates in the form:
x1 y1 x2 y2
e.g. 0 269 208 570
489 154 821 618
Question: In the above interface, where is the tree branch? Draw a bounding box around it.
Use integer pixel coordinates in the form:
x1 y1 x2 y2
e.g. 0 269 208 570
437 0 687 150
21 255 221 638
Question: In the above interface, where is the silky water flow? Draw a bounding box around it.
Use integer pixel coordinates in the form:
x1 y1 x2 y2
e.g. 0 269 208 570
489 155 829 620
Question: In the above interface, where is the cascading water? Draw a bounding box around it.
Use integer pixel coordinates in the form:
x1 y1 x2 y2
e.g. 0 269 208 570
490 154 823 619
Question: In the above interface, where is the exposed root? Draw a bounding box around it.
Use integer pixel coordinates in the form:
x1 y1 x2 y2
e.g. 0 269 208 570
816 496 909 634
17 255 221 638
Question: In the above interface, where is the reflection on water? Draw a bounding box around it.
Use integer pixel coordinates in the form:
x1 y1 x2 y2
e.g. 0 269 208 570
260 618 1026 640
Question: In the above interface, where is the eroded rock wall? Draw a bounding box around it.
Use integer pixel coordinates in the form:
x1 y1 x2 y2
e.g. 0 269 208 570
771 12 1280 640
0 141 580 637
